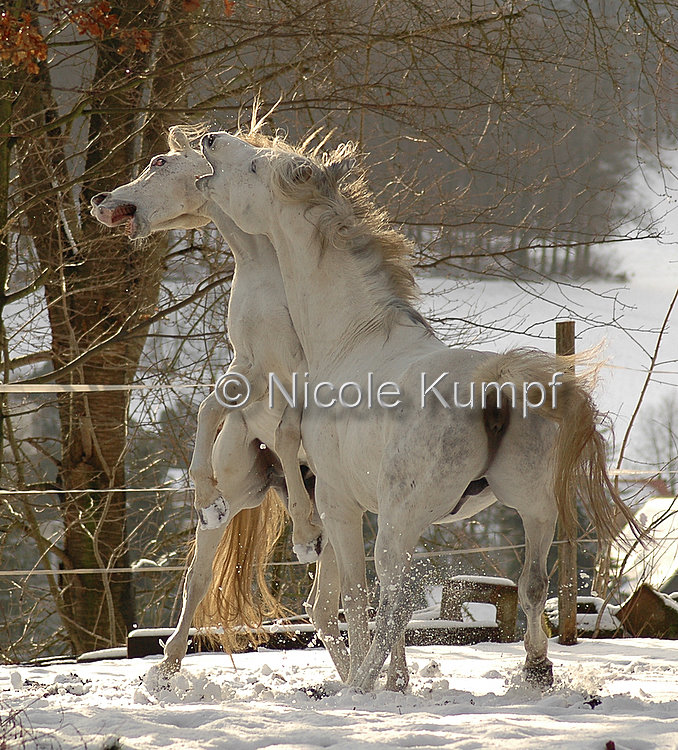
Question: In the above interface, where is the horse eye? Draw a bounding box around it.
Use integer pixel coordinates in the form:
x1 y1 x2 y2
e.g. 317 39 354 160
152 157 166 167
206 133 216 148
250 160 257 174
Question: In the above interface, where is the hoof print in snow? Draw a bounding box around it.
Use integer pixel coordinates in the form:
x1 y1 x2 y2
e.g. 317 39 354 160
418 659 442 678
143 664 172 694
300 682 342 700
301 684 330 700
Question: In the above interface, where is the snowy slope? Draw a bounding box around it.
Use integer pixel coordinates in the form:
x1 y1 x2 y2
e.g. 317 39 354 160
418 236 678 462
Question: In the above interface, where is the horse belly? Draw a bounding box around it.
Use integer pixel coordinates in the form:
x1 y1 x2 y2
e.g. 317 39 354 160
304 409 381 506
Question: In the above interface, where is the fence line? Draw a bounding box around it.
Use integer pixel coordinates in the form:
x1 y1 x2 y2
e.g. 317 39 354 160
610 469 678 476
0 383 215 393
2 361 678 394
1 540 605 579
0 487 185 495
0 566 187 577
1 468 676 496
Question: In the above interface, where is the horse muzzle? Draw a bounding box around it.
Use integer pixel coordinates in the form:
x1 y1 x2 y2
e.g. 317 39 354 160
91 195 137 228
195 174 211 193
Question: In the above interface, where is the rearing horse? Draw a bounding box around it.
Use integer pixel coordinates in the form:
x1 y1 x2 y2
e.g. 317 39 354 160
198 129 641 692
90 125 410 689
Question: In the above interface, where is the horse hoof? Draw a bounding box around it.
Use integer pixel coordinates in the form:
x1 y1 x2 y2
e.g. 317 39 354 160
293 538 321 563
523 661 553 689
197 496 230 530
158 658 181 677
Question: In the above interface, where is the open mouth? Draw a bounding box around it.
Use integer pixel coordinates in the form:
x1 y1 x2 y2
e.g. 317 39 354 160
110 203 136 224
109 203 137 236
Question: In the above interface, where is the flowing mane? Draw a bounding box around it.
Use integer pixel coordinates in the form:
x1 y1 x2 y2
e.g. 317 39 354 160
237 122 432 333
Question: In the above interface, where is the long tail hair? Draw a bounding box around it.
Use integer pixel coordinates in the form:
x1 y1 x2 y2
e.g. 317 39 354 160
192 488 288 653
474 348 644 548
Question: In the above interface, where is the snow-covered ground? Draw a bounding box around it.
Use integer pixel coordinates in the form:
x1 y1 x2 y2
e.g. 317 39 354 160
3 639 678 750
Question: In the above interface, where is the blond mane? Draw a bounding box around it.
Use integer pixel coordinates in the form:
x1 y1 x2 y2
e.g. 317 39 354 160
193 489 288 654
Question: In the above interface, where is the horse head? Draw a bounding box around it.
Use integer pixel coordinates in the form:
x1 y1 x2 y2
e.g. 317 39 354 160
91 127 212 239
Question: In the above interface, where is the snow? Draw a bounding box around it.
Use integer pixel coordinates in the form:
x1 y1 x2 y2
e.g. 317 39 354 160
544 597 622 634
614 497 678 595
3 639 678 749
417 235 678 461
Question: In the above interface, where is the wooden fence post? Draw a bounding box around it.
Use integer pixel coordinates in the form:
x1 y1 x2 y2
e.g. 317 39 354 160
556 320 578 645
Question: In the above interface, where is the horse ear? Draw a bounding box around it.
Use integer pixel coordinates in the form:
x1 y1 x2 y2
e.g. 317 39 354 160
290 157 314 184
323 143 358 183
168 126 190 151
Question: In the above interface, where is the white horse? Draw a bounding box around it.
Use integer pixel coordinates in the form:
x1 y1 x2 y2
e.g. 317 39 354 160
90 127 409 689
198 129 642 692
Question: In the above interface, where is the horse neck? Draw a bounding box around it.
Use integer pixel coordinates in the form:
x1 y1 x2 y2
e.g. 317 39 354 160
209 204 274 267
210 204 302 380
270 206 422 370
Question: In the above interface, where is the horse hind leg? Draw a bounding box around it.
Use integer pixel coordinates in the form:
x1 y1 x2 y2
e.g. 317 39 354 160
487 448 558 688
161 525 224 673
163 410 275 674
163 404 248 674
518 508 557 688
305 543 350 682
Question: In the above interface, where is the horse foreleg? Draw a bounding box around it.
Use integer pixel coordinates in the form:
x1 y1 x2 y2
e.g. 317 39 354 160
190 359 262 517
350 518 421 693
385 634 408 692
274 406 323 562
161 525 223 673
305 542 350 681
320 496 371 683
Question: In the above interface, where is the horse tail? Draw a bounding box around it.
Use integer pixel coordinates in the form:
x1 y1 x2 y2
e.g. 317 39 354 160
473 348 643 549
193 488 288 653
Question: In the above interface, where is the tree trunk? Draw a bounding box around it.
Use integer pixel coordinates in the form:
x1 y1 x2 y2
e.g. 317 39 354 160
13 0 191 653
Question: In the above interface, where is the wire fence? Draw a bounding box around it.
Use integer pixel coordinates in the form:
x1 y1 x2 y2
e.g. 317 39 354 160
1 378 675 662
2 357 678 393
